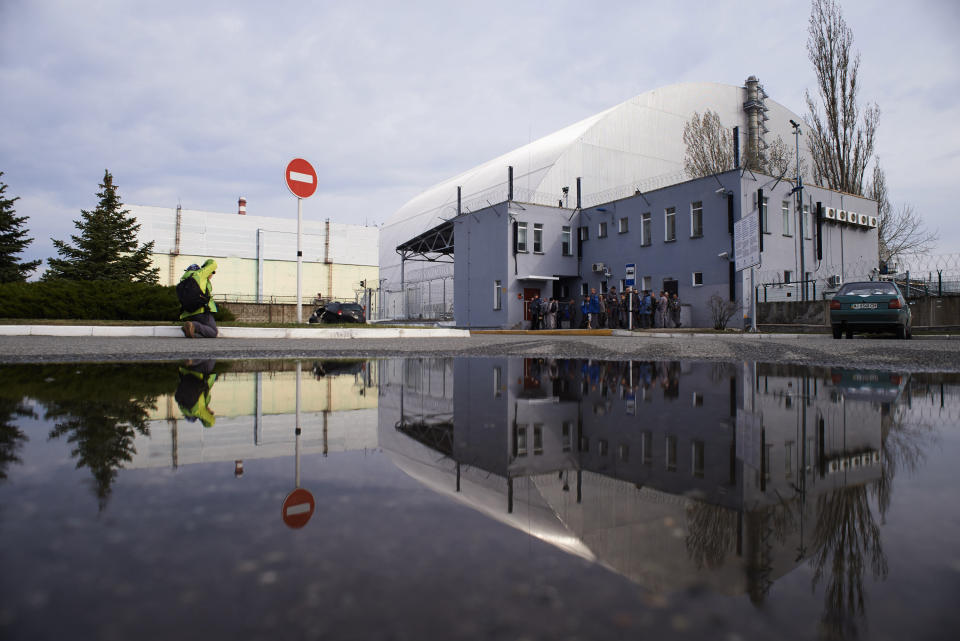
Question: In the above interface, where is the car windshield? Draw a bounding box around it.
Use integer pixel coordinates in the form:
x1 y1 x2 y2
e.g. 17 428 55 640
837 283 897 296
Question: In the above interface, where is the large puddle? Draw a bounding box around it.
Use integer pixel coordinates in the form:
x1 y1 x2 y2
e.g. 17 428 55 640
1 358 958 640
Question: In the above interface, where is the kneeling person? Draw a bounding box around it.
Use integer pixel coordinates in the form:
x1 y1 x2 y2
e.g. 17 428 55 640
179 259 219 338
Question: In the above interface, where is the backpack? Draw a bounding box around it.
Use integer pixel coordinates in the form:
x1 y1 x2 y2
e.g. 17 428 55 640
176 271 210 311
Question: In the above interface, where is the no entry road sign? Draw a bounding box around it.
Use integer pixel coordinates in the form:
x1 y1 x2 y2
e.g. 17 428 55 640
285 158 317 199
281 487 315 529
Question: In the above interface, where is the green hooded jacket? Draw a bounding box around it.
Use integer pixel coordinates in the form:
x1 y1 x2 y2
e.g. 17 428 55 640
179 258 219 319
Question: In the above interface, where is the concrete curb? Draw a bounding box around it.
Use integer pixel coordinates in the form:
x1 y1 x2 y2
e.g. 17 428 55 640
0 325 471 339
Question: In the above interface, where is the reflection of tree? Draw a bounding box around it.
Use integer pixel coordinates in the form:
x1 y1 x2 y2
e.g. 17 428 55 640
685 502 737 569
47 397 153 512
0 397 33 481
874 403 931 520
811 486 888 640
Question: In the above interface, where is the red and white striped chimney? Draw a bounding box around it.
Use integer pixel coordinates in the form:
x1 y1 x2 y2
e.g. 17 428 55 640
238 197 247 215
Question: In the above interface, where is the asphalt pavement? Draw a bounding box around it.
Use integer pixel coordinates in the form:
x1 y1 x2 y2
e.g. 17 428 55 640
1 328 958 372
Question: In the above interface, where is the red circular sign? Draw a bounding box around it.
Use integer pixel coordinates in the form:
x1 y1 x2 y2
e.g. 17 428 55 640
281 487 315 529
285 158 318 199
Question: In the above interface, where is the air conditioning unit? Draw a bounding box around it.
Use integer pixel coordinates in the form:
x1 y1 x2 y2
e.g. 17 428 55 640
837 210 847 222
825 207 836 220
591 263 606 273
848 211 859 225
868 216 878 228
859 213 869 225
828 274 843 288
828 460 839 474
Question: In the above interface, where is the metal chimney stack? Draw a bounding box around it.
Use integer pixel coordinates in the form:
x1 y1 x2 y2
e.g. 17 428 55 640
238 197 247 215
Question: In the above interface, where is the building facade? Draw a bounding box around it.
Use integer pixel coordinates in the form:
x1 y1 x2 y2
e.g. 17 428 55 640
131 200 379 306
453 169 878 328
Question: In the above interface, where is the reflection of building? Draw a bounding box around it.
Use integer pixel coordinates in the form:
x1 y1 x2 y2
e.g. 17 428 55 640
379 357 892 596
129 361 379 468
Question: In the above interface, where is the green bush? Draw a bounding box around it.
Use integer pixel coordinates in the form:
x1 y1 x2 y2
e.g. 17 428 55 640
0 280 233 322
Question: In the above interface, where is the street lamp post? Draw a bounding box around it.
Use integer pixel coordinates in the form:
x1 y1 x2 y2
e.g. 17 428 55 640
790 120 805 301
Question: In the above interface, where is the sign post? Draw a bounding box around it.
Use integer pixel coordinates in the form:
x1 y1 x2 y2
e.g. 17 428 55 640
281 361 315 529
625 263 636 330
285 159 318 323
734 215 761 332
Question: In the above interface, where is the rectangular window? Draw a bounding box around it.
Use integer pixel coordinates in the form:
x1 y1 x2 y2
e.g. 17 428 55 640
618 444 629 462
517 222 528 252
562 422 572 452
785 440 795 479
692 271 703 287
598 221 607 238
692 441 705 478
666 435 678 471
493 280 502 310
692 391 704 406
618 217 629 234
804 205 812 239
598 439 608 457
784 270 792 284
493 366 502 398
641 212 651 246
533 425 543 455
641 431 653 466
579 225 589 241
690 201 703 237
665 207 676 241
761 197 769 233
782 201 791 236
642 276 652 291
514 425 527 457
562 226 572 255
533 223 543 253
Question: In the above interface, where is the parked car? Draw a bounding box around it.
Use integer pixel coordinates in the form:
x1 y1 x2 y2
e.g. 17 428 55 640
308 301 366 324
829 281 911 339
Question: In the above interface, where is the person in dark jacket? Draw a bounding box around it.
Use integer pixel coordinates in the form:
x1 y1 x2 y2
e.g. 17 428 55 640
180 259 219 338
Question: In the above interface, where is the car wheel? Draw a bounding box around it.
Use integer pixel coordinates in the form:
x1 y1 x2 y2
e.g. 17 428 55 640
845 330 853 339
896 325 907 340
907 326 913 340
832 326 842 340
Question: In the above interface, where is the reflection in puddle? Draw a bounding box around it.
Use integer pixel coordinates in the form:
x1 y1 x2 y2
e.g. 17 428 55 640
0 358 956 640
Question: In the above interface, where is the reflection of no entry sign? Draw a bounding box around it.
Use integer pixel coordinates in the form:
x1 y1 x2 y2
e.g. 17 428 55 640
285 158 317 199
281 487 315 529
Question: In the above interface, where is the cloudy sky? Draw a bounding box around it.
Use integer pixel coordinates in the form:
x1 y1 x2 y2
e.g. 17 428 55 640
2 0 958 272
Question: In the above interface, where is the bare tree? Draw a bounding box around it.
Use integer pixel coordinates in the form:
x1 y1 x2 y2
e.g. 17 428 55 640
804 0 879 196
707 294 740 330
866 162 936 265
683 110 734 178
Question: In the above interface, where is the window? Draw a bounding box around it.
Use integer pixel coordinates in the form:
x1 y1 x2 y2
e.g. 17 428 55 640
666 435 678 471
598 221 607 238
514 425 527 457
642 276 652 291
761 197 769 233
578 225 589 241
641 212 651 246
690 201 703 237
561 226 572 255
692 391 704 407
665 207 676 241
692 271 703 286
782 201 791 236
562 422 572 452
493 280 502 310
516 222 528 252
784 270 792 284
598 439 608 456
641 431 652 466
618 444 629 462
804 205 812 239
618 217 629 234
533 425 543 455
692 441 705 478
533 223 543 253
580 282 589 297
493 366 501 397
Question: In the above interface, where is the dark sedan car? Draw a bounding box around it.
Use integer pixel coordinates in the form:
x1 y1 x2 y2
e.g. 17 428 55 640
829 281 911 339
308 301 366 324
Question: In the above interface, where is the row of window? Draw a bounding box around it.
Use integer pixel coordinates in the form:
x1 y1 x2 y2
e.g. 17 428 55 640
759 198 814 239
513 424 707 477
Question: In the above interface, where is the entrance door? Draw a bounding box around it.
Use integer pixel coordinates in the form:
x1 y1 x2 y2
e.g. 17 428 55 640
663 279 678 297
523 288 540 321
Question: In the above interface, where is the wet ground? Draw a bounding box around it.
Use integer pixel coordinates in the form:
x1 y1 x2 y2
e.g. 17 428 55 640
1 356 958 640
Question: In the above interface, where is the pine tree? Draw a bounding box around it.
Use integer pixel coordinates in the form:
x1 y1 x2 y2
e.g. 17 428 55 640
45 170 159 283
0 172 41 282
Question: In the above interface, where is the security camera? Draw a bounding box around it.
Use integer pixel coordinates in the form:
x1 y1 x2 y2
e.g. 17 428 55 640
718 251 729 259
715 187 726 194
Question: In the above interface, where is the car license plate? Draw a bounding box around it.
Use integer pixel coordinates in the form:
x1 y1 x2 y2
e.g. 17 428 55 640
851 303 877 309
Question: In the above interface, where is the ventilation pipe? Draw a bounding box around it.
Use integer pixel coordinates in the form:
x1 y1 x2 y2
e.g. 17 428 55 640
744 76 760 170
238 197 247 215
733 126 740 168
508 166 513 201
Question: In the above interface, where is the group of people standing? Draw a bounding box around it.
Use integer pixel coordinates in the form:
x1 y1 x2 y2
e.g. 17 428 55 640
529 287 681 330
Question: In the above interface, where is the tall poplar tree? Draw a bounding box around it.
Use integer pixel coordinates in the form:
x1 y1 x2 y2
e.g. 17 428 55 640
45 170 159 283
0 172 41 282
